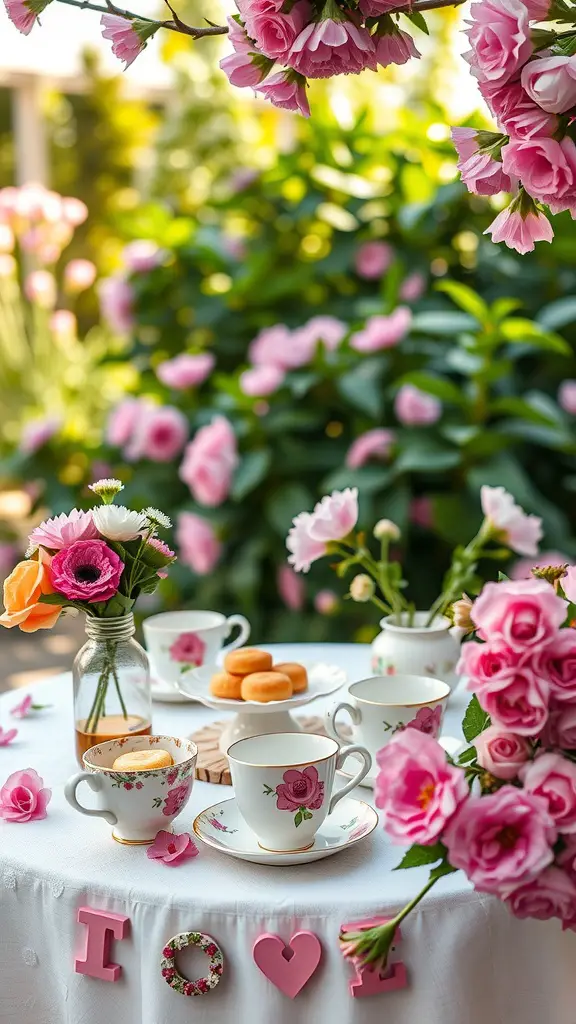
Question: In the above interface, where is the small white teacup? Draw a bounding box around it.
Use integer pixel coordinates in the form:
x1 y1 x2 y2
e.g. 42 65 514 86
325 674 450 779
143 610 250 685
65 735 197 844
227 732 371 853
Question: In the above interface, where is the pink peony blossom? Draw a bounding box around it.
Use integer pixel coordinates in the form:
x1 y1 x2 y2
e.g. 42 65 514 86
248 324 295 369
345 428 395 470
505 867 576 924
179 416 238 506
307 487 359 543
287 17 376 79
394 384 441 426
0 726 17 746
25 270 56 309
277 564 305 611
399 272 426 302
0 768 51 822
162 782 192 817
480 485 542 556
50 310 77 338
248 0 310 61
302 315 347 350
146 829 198 866
502 137 576 210
275 765 324 811
521 55 576 114
375 28 420 68
176 512 221 576
444 786 555 895
169 632 206 666
20 416 60 455
240 364 285 397
99 276 134 333
375 730 468 844
64 259 96 293
405 704 443 737
123 240 163 273
156 353 215 390
50 539 124 603
314 589 338 614
354 240 393 279
350 308 411 352
465 0 532 85
106 398 142 449
125 406 188 463
558 380 576 415
537 629 576 704
286 512 327 573
29 509 98 551
511 551 570 580
521 753 576 833
101 14 159 69
451 127 514 196
220 49 273 88
474 725 531 780
485 202 554 254
10 695 33 719
255 70 310 117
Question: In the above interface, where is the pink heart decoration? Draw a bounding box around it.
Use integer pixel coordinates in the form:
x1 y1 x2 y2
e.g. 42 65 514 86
253 931 322 998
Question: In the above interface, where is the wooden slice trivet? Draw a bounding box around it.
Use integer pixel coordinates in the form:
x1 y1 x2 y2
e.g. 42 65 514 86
191 717 329 786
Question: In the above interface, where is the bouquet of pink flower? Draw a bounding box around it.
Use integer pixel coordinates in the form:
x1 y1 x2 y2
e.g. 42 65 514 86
339 565 576 973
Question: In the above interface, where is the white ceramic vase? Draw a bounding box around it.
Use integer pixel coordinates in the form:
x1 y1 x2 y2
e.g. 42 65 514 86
370 612 460 691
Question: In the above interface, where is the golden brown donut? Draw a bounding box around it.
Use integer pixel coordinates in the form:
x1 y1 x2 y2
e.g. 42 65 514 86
273 662 308 694
112 749 173 771
224 647 273 675
241 671 293 703
210 671 243 700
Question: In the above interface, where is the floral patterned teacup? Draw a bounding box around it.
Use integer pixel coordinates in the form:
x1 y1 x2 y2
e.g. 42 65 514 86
64 735 197 844
142 610 250 685
227 732 371 852
325 674 450 780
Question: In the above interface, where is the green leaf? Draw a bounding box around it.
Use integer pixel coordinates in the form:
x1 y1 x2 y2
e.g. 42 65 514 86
394 841 446 870
294 810 303 828
337 357 385 418
231 449 272 502
322 465 392 495
537 296 576 331
435 280 488 324
429 861 459 882
412 311 477 335
265 482 313 536
491 297 522 323
499 318 571 355
457 746 477 764
396 371 466 405
462 693 491 742
404 9 429 32
489 396 559 426
394 440 461 473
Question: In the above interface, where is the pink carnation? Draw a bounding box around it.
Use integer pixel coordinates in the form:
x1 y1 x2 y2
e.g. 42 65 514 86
474 725 531 780
375 730 468 844
375 28 420 68
505 867 576 924
50 539 124 603
277 564 305 611
354 241 393 279
125 406 188 463
220 49 271 88
345 428 395 470
451 127 514 196
156 353 214 390
101 14 158 69
29 509 98 552
176 512 221 575
521 753 576 834
470 578 566 652
394 384 441 426
0 768 51 822
444 787 555 896
287 17 376 79
255 71 311 117
485 203 554 254
350 308 411 352
179 416 238 507
480 485 542 556
464 0 532 85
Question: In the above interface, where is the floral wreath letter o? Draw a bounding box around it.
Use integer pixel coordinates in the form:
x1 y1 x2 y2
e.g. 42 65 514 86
160 931 224 997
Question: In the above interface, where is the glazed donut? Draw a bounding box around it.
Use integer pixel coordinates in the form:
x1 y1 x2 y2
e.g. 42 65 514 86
241 671 293 703
209 671 243 700
112 750 173 771
273 662 308 694
224 647 273 675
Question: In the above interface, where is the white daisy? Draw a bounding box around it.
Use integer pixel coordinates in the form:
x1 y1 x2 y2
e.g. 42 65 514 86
144 507 172 530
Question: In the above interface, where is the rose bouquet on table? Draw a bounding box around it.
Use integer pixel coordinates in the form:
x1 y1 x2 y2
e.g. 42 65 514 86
339 565 576 972
0 479 175 735
286 483 543 626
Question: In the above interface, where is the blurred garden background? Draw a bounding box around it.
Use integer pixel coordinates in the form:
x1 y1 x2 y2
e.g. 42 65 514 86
1 0 576 685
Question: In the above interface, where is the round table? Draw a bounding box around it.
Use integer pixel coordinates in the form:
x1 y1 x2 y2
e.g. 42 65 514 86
0 642 574 1024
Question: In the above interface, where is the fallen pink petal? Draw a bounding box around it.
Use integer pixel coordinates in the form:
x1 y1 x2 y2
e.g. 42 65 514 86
146 830 199 866
0 727 18 747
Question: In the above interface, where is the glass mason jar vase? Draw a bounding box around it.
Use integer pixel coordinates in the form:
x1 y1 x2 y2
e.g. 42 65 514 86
73 614 152 766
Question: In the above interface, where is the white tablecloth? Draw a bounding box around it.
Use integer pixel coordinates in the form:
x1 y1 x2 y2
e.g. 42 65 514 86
1 643 575 1024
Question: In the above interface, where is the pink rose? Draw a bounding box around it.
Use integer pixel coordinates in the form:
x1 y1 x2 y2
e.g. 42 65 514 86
485 202 554 254
249 325 293 368
106 398 142 449
50 539 124 603
226 13 253 52
536 630 576 704
240 365 285 397
405 704 443 737
156 353 214 390
179 416 238 506
375 28 420 68
521 55 576 114
286 512 326 573
306 487 359 543
162 783 192 817
0 768 51 822
458 639 520 685
505 867 576 924
277 564 305 611
350 308 411 352
248 0 310 61
287 18 376 79
169 632 206 666
544 705 576 749
465 0 532 85
345 428 395 470
444 787 555 895
481 80 557 140
521 753 576 833
99 276 134 333
474 725 531 780
220 49 271 88
255 70 310 117
480 485 542 556
125 406 188 463
375 730 468 844
354 241 393 279
471 662 549 736
559 380 576 415
176 512 221 576
451 127 514 196
394 384 441 426
470 578 566 651
275 766 325 811
563 565 576 604
502 137 576 208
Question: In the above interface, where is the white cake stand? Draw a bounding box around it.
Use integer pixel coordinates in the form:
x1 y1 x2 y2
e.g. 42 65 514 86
176 663 347 753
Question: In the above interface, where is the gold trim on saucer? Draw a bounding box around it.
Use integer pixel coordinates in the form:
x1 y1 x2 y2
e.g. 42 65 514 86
112 834 157 846
257 840 315 854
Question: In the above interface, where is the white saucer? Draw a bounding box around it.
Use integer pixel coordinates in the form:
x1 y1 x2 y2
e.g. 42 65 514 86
337 734 466 789
179 662 347 712
151 676 193 703
193 795 378 866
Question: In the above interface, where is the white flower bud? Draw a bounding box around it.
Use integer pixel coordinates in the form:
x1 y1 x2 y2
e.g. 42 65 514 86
373 519 401 542
349 574 375 603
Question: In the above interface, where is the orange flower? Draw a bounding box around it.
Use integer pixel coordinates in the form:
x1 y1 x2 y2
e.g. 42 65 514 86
0 559 61 632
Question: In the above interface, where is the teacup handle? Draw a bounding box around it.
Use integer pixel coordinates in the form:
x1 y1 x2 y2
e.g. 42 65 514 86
222 614 251 654
325 701 361 743
64 771 117 826
328 745 372 815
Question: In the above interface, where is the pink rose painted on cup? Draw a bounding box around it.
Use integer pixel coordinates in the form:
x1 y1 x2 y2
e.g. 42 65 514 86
274 766 325 826
163 782 192 817
520 753 576 834
505 867 576 924
0 768 51 822
474 725 530 780
169 632 206 668
405 704 443 737
470 578 566 652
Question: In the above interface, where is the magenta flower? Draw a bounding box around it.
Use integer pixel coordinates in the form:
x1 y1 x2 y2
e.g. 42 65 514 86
405 704 443 737
485 202 553 255
0 768 51 822
288 15 376 78
176 512 221 576
255 70 311 117
169 632 206 666
520 753 576 834
163 783 192 817
0 726 18 747
247 0 310 62
156 353 215 390
3 0 50 36
101 14 159 69
146 829 199 866
275 766 325 812
10 695 32 719
50 539 124 603
29 509 98 552
125 406 188 463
